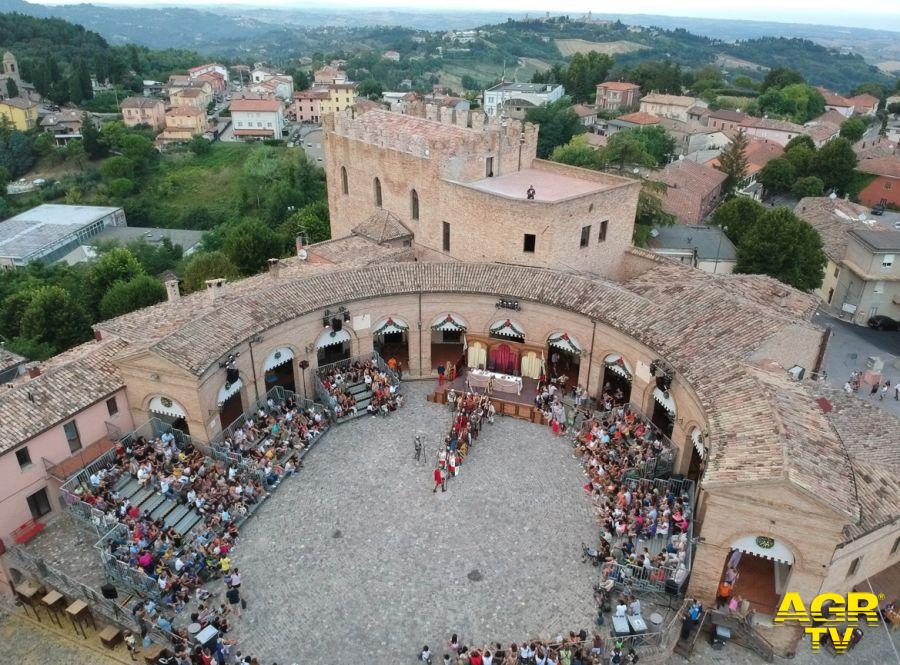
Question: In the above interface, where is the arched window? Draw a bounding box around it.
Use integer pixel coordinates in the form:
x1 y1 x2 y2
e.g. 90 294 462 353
374 177 382 207
340 166 348 195
411 189 419 220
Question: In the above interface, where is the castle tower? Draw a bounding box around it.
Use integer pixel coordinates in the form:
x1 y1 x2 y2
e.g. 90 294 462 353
3 52 20 82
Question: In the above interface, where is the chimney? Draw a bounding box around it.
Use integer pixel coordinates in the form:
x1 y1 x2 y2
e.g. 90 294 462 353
28 366 41 379
165 279 181 301
267 258 281 279
205 278 226 302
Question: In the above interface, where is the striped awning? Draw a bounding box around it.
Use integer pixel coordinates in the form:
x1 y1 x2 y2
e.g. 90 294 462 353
373 316 409 336
604 354 632 380
317 328 351 349
431 313 467 332
730 536 794 566
264 347 294 372
691 427 705 459
149 396 187 420
653 387 676 415
548 331 581 354
489 319 525 339
218 378 243 406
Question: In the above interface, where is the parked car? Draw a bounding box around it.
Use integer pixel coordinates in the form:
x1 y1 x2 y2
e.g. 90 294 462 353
868 315 899 331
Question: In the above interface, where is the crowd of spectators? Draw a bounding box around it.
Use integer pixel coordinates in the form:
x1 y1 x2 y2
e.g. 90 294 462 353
569 398 690 588
318 358 403 419
421 629 640 665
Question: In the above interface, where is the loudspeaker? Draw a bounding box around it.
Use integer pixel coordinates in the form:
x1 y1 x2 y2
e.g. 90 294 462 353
665 579 680 596
226 367 239 384
331 317 343 332
298 360 309 370
101 583 118 599
656 374 672 391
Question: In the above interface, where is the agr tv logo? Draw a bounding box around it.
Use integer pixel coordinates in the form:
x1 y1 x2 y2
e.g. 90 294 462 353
774 591 882 652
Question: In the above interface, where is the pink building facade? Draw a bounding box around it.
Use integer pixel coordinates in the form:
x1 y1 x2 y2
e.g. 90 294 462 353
0 388 133 546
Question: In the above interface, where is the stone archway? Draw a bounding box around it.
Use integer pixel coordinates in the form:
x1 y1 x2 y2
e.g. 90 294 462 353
147 395 190 434
719 535 795 617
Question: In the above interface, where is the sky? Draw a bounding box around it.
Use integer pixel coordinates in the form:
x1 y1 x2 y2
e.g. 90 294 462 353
25 0 900 31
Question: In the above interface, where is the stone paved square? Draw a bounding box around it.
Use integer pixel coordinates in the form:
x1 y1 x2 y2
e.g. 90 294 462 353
225 381 598 664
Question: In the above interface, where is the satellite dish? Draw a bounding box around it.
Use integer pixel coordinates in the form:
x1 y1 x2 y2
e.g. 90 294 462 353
297 248 308 261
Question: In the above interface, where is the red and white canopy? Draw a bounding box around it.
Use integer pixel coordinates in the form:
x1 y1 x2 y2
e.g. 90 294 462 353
489 319 525 339
431 313 468 332
548 331 581 354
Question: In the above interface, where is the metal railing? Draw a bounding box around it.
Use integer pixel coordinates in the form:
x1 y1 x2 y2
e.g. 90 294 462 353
211 385 329 464
314 350 400 412
6 544 179 647
93 523 161 600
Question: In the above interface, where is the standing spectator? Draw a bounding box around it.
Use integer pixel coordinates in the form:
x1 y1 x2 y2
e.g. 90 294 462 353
226 584 243 619
123 630 137 660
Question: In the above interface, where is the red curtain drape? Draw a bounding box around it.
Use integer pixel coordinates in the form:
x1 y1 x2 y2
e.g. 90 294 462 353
489 344 520 375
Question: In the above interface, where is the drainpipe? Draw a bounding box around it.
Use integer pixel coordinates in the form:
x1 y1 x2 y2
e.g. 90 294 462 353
587 319 597 398
248 339 260 402
418 292 423 378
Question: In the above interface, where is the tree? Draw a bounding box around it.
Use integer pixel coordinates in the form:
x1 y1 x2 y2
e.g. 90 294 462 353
188 136 211 155
839 117 866 142
99 156 136 181
850 82 886 100
550 135 606 169
0 128 36 178
757 157 796 194
563 51 614 103
19 285 92 353
784 143 815 178
755 83 824 123
223 218 284 276
182 251 239 293
280 201 331 244
714 129 749 197
734 207 826 291
6 78 18 98
791 176 825 198
785 135 816 152
99 275 166 320
761 67 804 92
120 134 156 168
357 78 383 99
81 113 106 159
525 99 584 158
631 126 676 167
85 247 144 312
811 138 857 193
107 177 135 198
710 197 767 247
601 132 655 171
634 187 675 246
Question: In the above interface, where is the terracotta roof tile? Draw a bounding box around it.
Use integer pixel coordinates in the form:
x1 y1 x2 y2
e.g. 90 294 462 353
597 81 641 91
858 156 900 178
351 209 413 244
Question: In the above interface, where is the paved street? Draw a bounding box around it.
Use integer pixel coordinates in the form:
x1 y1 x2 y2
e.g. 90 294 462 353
817 309 900 418
225 380 597 664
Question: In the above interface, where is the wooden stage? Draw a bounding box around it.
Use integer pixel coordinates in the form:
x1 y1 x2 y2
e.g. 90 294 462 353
427 371 547 424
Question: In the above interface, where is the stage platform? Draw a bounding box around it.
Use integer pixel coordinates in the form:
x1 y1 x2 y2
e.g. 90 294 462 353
427 370 547 424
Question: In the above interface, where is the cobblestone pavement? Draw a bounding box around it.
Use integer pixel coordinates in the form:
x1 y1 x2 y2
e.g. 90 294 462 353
226 381 597 664
0 596 131 664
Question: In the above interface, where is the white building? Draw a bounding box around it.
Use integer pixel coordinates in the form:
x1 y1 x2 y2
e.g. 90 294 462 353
482 82 564 117
188 63 229 83
0 205 126 269
230 97 285 140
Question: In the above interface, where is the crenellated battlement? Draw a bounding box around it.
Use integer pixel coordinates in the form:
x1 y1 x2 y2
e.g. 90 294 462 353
326 104 538 163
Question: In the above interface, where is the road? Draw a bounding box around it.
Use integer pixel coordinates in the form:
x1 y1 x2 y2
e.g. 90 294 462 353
817 308 900 417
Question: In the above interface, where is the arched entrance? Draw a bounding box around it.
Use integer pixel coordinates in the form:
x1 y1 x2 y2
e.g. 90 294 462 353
487 319 525 374
547 331 581 390
263 347 296 392
148 396 190 434
687 426 706 482
650 386 676 438
316 327 352 366
488 319 525 344
719 536 794 616
602 354 632 405
430 313 468 373
218 378 244 430
372 316 409 374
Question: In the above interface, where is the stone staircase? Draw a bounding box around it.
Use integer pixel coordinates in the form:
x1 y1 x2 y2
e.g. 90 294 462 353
335 380 375 422
112 474 203 537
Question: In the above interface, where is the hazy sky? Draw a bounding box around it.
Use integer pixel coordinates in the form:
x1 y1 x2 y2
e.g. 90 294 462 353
27 0 900 31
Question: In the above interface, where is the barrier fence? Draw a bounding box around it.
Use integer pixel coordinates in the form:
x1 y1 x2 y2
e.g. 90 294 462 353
315 350 400 410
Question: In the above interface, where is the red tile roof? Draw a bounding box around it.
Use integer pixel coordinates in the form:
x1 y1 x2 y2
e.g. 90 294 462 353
572 104 596 118
817 87 853 107
597 81 640 91
230 98 283 112
616 111 659 125
858 156 900 178
657 159 727 223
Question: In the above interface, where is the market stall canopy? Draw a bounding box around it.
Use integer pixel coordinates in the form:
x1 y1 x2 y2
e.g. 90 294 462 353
489 319 525 339
373 316 409 336
149 396 187 419
431 313 468 332
548 331 581 354
264 347 294 372
218 378 243 406
653 387 676 415
604 353 632 379
316 328 351 348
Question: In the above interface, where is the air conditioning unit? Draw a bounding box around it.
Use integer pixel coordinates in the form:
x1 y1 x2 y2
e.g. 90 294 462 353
866 356 884 372
788 365 805 381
